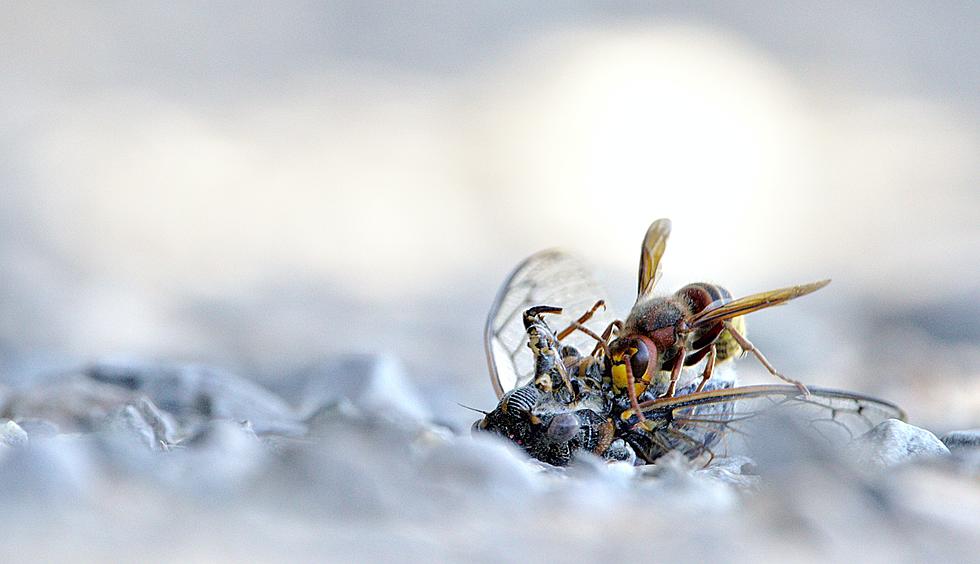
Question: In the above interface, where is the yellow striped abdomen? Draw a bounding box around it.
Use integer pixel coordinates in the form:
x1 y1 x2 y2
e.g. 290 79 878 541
714 315 745 364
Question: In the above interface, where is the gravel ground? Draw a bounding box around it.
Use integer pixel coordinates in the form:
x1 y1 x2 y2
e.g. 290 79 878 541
1 356 977 562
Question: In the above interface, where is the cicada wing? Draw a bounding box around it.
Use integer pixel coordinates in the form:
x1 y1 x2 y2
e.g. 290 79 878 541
485 250 619 398
634 385 906 463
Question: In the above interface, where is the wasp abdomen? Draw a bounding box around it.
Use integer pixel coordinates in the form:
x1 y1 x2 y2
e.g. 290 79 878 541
676 282 732 313
715 316 745 363
678 283 744 362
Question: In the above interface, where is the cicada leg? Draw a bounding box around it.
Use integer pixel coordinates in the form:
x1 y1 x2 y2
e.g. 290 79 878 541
723 320 810 396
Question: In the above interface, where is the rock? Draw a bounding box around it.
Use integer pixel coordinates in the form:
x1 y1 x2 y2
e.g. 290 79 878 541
155 419 266 496
416 434 541 505
135 397 179 446
0 420 28 447
102 404 161 451
635 451 738 512
14 418 59 439
0 435 96 503
87 359 304 436
98 397 178 454
252 411 435 518
284 354 431 423
851 419 950 467
695 455 760 489
1 373 137 432
940 429 980 451
566 450 636 485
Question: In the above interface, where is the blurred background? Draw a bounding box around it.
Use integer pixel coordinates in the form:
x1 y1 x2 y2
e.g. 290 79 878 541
1 2 977 431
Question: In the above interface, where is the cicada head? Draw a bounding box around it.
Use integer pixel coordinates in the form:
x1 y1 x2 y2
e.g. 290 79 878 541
473 384 614 466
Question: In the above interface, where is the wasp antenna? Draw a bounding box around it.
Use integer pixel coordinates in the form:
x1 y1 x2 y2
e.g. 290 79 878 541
456 402 489 415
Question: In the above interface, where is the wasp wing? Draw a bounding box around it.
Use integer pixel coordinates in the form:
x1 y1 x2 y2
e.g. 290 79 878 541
688 280 831 328
485 250 619 398
637 218 671 300
632 385 905 463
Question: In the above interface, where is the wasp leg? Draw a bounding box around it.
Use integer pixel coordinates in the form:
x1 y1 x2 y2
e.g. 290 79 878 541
557 300 606 340
622 353 646 422
723 321 810 396
560 321 611 358
591 320 623 358
694 345 717 393
660 347 687 398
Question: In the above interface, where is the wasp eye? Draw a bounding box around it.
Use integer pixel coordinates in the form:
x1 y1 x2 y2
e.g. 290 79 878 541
629 339 650 379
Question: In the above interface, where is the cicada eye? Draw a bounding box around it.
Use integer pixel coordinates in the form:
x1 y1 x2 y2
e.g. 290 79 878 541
471 419 485 434
546 412 581 443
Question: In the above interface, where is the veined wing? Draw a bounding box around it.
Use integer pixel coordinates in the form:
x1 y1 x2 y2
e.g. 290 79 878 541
485 250 619 398
630 385 906 464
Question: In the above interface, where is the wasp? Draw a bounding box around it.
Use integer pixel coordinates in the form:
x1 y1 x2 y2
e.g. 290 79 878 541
560 219 830 422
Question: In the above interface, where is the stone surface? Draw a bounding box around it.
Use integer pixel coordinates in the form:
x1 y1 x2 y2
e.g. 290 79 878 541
695 455 761 489
0 354 974 562
135 419 269 498
103 404 159 450
284 354 432 423
87 359 304 436
0 420 28 447
14 418 59 439
0 374 137 431
0 435 96 502
417 434 542 504
851 419 950 467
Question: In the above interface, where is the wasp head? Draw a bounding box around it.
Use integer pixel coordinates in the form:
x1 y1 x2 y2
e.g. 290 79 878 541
607 334 659 392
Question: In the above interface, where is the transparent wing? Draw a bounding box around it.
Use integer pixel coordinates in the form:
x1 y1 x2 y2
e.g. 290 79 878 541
485 250 619 398
632 385 906 463
637 218 671 300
